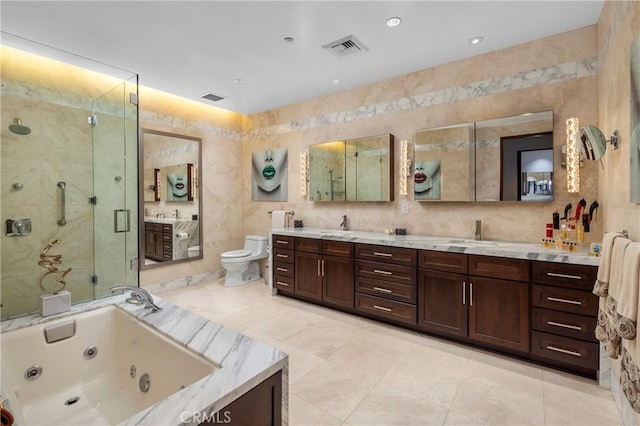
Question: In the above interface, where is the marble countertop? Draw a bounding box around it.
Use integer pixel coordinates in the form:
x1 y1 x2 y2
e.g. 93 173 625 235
144 216 197 224
1 295 288 426
270 227 600 267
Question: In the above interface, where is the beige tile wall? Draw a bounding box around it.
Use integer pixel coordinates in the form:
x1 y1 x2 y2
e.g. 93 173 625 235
241 26 601 243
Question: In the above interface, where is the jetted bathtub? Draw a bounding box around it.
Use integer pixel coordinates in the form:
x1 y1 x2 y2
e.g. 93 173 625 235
1 305 218 425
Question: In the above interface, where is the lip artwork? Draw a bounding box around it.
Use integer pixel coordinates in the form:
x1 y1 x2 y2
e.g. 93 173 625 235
414 172 427 184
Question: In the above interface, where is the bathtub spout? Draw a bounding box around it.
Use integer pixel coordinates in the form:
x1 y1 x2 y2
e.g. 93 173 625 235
110 286 162 312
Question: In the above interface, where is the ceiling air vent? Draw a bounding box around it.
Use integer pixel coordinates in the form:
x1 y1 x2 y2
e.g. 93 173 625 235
322 34 369 59
201 93 225 102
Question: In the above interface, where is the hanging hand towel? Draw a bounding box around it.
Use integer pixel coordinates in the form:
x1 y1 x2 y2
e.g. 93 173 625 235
616 243 640 340
596 237 632 358
593 232 624 296
271 210 288 229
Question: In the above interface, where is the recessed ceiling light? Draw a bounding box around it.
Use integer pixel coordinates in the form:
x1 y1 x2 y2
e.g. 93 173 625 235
233 79 245 84
468 36 484 45
386 17 402 28
283 36 294 43
332 79 340 84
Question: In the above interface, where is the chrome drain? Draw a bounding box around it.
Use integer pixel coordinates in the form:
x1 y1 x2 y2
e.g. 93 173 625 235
83 346 98 359
65 396 80 406
24 365 42 381
139 373 151 393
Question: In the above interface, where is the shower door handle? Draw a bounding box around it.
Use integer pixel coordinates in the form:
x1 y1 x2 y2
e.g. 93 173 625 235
57 182 67 226
114 209 130 233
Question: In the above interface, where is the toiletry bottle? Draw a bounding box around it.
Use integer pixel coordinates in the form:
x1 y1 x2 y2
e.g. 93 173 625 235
546 223 553 238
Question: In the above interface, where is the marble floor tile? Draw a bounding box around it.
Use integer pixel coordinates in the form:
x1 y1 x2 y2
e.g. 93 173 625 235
327 337 403 380
289 394 343 426
449 376 545 425
346 382 448 425
160 279 622 426
291 360 377 421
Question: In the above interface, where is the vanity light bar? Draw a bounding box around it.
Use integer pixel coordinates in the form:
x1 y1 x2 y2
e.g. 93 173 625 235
566 118 580 193
399 140 410 196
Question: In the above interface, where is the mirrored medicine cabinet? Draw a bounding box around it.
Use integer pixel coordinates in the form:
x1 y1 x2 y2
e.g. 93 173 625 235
309 134 394 202
414 110 554 202
139 129 203 269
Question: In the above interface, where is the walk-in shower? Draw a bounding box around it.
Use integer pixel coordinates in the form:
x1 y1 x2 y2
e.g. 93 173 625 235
1 33 139 320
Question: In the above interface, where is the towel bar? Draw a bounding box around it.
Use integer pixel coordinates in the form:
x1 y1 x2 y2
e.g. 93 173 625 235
267 210 295 216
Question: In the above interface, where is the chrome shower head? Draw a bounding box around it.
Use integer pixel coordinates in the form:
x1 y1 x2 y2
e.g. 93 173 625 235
9 118 31 135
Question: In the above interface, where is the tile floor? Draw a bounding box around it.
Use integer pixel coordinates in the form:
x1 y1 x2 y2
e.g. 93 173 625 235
160 278 622 426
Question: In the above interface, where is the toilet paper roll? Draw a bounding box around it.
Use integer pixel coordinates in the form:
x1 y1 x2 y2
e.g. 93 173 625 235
176 232 189 240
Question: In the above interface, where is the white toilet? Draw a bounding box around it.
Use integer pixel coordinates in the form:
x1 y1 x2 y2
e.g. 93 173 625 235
221 235 268 287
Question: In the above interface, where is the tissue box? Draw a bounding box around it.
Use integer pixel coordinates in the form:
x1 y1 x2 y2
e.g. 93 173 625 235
41 291 71 317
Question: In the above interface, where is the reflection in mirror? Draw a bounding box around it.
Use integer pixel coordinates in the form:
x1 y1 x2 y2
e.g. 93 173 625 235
309 141 346 201
346 134 394 201
139 129 202 268
414 123 475 201
579 125 607 161
475 111 553 202
308 135 394 202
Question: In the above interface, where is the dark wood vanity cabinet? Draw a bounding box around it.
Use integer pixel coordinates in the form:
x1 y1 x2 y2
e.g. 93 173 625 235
144 222 173 262
272 236 295 294
355 244 417 325
418 252 530 354
530 261 599 376
293 238 354 308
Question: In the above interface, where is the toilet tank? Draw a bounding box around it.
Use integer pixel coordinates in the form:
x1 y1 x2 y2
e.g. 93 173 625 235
245 235 268 255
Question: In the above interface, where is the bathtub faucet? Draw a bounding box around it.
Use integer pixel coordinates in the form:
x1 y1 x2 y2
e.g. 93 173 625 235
110 286 162 312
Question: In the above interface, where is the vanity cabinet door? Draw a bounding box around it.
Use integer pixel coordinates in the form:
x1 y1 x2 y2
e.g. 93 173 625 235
468 276 530 354
322 255 354 309
295 251 323 301
417 269 468 337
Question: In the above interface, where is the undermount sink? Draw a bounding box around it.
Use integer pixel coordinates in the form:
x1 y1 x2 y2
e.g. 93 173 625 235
442 239 500 247
318 230 350 236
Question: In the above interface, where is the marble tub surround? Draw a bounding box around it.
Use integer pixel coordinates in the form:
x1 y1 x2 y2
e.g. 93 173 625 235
0 293 288 426
271 227 600 267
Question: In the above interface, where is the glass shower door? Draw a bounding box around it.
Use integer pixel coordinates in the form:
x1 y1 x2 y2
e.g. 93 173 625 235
92 76 139 298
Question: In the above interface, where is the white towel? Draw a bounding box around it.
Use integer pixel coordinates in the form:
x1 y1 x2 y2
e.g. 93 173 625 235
617 243 640 339
271 210 289 229
594 232 624 296
596 237 632 358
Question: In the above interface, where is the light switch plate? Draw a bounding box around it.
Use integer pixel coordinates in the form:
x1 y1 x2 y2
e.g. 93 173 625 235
401 201 409 214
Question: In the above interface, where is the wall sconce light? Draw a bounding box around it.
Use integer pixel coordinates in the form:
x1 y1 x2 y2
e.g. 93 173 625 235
399 139 411 196
187 163 196 201
153 168 161 202
566 118 580 193
299 152 308 196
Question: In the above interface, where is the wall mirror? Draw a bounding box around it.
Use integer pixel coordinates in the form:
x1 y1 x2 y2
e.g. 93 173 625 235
475 111 554 202
139 129 202 268
309 134 394 202
414 122 475 201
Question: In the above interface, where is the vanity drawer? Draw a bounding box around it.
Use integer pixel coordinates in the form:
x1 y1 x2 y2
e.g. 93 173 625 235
531 261 597 291
532 308 597 343
531 331 599 371
272 235 294 249
163 224 173 233
273 248 294 264
355 244 417 267
145 222 163 232
355 260 416 286
532 284 598 316
356 276 416 304
273 275 294 292
323 240 354 258
273 261 294 278
295 237 323 253
355 293 416 325
163 233 173 241
418 250 468 274
469 255 530 282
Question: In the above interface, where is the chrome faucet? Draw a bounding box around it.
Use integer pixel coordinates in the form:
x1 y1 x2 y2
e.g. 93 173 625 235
474 220 482 240
340 215 348 231
110 286 162 312
171 209 180 219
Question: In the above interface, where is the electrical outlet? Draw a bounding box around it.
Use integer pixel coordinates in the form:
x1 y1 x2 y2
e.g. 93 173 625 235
401 201 409 214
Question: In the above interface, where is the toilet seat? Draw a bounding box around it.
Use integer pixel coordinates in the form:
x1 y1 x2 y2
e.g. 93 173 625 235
221 249 251 259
